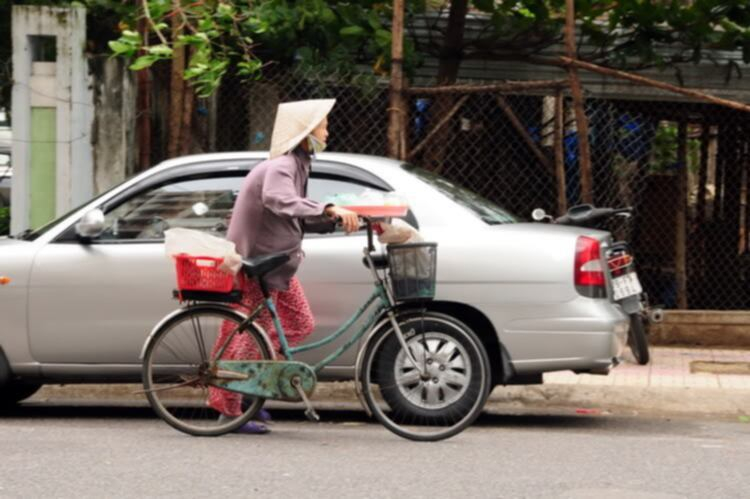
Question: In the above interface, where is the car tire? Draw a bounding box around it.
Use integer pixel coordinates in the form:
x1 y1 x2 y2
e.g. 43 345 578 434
361 311 491 441
0 382 43 407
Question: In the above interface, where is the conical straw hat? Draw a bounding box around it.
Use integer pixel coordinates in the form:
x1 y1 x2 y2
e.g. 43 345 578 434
269 99 336 159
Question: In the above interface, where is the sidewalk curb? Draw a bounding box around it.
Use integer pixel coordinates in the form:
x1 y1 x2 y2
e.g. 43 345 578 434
489 384 750 419
27 381 750 420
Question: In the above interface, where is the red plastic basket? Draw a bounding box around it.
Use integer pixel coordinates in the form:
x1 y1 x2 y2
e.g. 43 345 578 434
174 254 234 293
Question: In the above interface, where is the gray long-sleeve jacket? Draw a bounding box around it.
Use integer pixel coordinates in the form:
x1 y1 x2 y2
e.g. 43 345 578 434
227 148 331 290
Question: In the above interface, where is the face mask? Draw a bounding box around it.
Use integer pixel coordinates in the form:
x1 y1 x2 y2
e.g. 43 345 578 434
307 135 327 154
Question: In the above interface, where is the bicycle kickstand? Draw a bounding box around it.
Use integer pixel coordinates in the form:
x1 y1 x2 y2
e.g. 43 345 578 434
291 376 320 422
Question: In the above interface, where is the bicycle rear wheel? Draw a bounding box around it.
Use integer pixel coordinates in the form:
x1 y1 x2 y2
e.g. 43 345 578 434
142 305 272 436
360 312 491 441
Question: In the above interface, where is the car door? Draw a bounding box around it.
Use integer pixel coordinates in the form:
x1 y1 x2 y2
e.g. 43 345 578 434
295 169 395 369
28 173 243 366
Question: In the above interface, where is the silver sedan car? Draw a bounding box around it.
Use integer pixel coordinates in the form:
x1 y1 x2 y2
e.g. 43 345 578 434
0 152 628 405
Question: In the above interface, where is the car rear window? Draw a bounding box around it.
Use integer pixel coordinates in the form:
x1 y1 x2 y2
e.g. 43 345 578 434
401 164 519 225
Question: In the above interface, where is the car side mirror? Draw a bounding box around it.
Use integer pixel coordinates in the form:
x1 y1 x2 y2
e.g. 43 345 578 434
531 208 552 222
75 209 105 239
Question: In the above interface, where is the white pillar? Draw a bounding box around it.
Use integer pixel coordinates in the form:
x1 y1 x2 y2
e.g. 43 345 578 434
11 5 93 233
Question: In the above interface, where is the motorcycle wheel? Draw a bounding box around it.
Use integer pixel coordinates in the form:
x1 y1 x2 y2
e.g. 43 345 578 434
628 313 650 365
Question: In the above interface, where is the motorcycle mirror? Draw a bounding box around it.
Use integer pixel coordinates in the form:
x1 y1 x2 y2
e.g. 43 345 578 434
531 208 548 222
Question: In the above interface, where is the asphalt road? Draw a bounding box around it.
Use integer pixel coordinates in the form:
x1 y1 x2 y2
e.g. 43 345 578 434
1 403 748 498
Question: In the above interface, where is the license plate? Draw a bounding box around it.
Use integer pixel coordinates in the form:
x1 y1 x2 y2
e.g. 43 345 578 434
612 272 642 301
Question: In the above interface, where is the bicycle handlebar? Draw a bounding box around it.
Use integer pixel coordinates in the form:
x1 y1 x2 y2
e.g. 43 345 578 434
333 215 376 252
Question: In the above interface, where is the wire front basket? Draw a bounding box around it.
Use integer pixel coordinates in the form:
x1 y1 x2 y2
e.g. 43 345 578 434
387 243 438 302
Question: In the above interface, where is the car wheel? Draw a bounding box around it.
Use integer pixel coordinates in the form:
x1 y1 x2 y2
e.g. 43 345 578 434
361 312 491 441
0 382 43 406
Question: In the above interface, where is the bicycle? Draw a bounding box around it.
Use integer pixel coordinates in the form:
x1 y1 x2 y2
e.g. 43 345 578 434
140 218 491 441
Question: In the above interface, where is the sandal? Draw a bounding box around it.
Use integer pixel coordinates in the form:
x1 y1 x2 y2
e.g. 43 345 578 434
257 409 272 423
236 421 270 434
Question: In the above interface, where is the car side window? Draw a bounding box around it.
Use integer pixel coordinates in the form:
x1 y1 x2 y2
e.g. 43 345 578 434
97 176 241 241
307 174 385 204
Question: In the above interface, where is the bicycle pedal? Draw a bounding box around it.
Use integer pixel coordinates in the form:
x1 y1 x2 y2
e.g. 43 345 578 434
291 375 319 423
305 408 320 422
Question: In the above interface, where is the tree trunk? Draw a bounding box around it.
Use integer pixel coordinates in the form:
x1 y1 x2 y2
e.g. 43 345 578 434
167 4 185 158
179 82 194 156
423 0 468 172
136 16 151 172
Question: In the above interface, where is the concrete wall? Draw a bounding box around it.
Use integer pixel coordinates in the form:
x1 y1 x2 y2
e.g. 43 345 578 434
651 311 750 348
89 56 136 194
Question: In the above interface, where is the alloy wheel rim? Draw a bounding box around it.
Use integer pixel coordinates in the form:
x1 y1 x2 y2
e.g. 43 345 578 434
393 331 471 410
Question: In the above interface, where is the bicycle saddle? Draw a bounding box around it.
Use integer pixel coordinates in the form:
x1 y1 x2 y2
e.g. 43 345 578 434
241 252 290 279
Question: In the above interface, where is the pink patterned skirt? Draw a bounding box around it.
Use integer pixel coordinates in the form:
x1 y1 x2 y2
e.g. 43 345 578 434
207 274 315 416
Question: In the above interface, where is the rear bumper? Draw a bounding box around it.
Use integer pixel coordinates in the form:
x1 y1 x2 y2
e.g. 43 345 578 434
502 299 629 375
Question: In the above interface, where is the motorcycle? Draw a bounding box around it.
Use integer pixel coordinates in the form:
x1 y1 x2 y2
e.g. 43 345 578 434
532 204 661 365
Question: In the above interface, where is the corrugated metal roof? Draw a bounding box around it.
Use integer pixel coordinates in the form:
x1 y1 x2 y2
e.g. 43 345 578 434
406 13 750 103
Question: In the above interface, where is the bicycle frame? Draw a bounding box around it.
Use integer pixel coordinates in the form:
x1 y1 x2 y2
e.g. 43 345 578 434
211 218 422 375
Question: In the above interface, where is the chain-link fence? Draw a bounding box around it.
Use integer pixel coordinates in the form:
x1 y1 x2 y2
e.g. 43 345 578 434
145 65 750 311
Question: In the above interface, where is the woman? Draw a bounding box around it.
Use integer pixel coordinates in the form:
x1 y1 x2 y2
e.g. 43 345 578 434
208 99 358 433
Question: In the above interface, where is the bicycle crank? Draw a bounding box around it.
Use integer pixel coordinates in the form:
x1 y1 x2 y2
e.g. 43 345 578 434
211 360 317 402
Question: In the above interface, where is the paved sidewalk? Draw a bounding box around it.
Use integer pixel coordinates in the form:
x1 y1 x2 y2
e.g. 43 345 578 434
489 346 750 420
545 346 750 390
25 347 750 420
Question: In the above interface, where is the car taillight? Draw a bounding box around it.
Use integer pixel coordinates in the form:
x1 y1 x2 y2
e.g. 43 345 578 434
575 236 606 297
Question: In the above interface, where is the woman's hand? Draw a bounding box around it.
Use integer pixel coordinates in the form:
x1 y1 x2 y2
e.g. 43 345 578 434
325 205 359 234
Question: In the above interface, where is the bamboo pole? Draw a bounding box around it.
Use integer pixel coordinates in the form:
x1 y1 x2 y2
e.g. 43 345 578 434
496 95 552 174
564 0 593 204
554 91 567 215
407 94 469 160
407 80 568 95
387 0 408 160
531 56 750 115
676 121 689 309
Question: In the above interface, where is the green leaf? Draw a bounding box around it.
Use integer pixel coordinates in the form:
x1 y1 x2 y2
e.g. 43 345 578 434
368 11 382 30
340 26 366 37
108 40 136 57
121 30 140 42
237 59 263 76
177 34 210 46
147 44 173 57
129 55 159 71
374 29 391 48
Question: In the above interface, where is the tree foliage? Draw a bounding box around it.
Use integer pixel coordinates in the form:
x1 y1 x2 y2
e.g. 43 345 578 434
109 0 421 96
2 1 749 99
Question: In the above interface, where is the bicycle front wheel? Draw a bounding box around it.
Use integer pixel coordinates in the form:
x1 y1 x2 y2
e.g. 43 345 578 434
360 312 491 441
142 305 273 436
